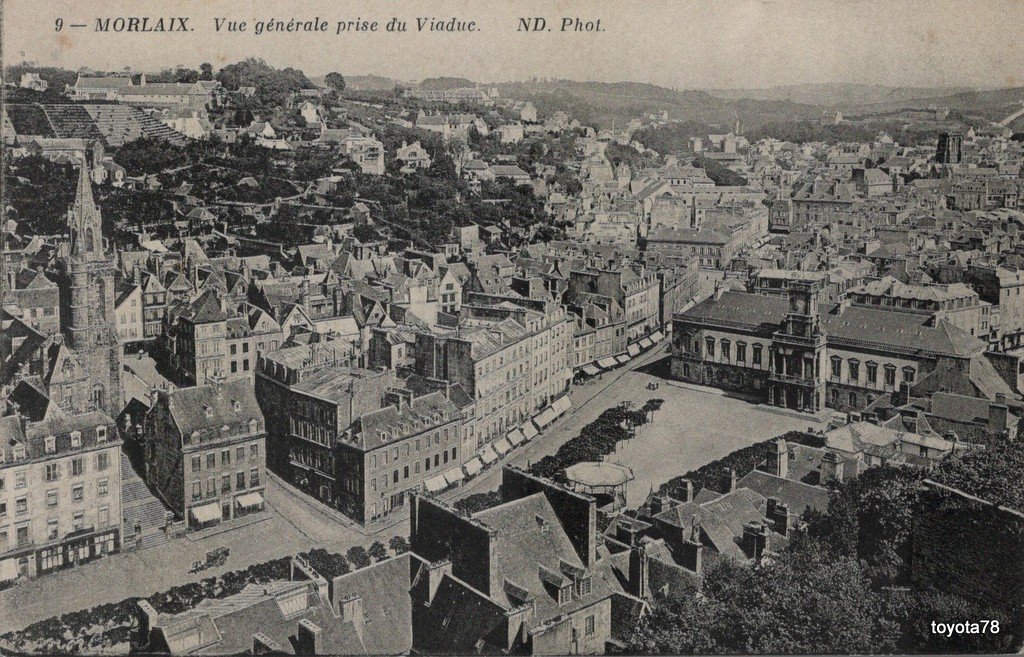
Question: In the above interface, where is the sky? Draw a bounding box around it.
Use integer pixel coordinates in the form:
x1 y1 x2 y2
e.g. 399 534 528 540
4 0 1024 90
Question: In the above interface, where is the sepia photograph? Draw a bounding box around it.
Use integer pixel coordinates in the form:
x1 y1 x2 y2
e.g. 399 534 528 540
0 0 1023 654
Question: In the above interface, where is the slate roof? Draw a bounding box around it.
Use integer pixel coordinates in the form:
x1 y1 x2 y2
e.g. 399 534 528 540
164 378 263 445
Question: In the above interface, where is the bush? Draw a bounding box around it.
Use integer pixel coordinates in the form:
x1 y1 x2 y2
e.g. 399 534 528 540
346 545 371 570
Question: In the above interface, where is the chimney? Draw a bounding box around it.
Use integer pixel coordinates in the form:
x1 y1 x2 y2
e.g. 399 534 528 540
680 521 704 575
628 543 649 599
820 450 844 484
252 633 284 655
766 498 790 537
723 467 737 492
836 297 851 315
774 439 789 479
295 619 322 656
713 279 726 300
136 600 158 644
681 479 694 503
742 521 769 562
337 595 365 640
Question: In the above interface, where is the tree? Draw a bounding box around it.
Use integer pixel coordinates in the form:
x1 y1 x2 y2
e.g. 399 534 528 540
325 72 346 91
368 541 389 562
199 63 214 81
388 535 410 555
346 545 371 569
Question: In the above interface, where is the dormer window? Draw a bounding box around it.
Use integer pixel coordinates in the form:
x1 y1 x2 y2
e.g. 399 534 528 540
45 436 56 454
96 426 107 443
204 405 213 420
558 585 572 606
232 400 242 412
577 576 592 597
70 431 82 448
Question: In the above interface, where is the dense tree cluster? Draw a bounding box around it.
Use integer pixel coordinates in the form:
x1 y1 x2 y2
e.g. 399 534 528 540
215 57 313 107
628 439 1024 654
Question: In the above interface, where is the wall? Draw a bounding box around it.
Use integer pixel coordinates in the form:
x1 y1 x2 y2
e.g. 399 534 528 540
409 494 496 595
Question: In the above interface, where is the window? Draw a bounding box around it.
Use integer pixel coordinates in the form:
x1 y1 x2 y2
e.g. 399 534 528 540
73 485 84 502
720 339 731 360
903 367 915 383
16 497 28 515
425 458 431 472
98 478 108 496
404 465 409 479
48 519 59 541
848 360 860 382
207 478 216 495
73 512 84 531
46 463 60 482
70 431 82 448
585 614 595 636
830 357 842 379
222 474 231 493
866 362 878 384
96 426 107 443
98 506 109 528
192 481 202 500
192 455 202 472
250 443 259 460
72 457 84 477
705 337 715 357
97 452 109 471
237 446 245 462
736 343 747 362
237 471 246 489
222 449 231 465
47 489 58 507
848 392 858 406
884 365 897 386
207 453 216 469
752 344 762 366
45 436 56 454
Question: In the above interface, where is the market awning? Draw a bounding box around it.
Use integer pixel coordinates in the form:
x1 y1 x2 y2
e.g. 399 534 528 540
616 354 630 365
480 445 498 464
534 408 557 428
443 468 465 486
639 338 653 349
581 365 601 376
424 474 447 493
627 344 641 357
651 330 664 343
494 437 513 455
235 492 264 509
189 502 220 524
597 357 617 369
522 423 538 440
0 558 18 582
508 429 527 445
464 457 483 476
552 397 572 416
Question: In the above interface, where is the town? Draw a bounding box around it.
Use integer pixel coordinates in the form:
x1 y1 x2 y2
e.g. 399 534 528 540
1 54 1023 656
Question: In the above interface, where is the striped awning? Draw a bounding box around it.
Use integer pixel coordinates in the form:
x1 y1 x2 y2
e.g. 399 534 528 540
189 502 220 524
480 445 499 464
424 474 447 493
464 457 483 476
234 491 264 509
443 468 465 485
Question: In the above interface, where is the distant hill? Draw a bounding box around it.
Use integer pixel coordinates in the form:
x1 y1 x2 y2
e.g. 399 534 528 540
705 83 974 109
847 86 1024 122
344 74 400 91
492 79 823 131
418 77 476 90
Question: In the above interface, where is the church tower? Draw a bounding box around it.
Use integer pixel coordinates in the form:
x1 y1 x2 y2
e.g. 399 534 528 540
58 158 122 416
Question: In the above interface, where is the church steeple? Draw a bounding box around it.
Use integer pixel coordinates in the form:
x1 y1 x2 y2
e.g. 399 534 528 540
70 157 103 257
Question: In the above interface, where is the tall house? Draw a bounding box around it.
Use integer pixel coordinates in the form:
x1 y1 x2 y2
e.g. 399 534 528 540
935 132 963 165
56 160 122 417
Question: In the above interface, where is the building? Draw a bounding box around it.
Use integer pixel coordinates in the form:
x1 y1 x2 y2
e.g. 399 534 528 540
671 281 987 414
114 283 144 344
847 276 992 339
395 141 432 173
0 411 122 581
142 379 267 529
19 73 48 92
53 160 123 417
568 266 661 343
935 132 964 165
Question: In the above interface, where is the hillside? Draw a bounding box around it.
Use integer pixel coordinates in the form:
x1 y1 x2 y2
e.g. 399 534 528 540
705 83 974 108
492 79 822 131
847 86 1024 121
